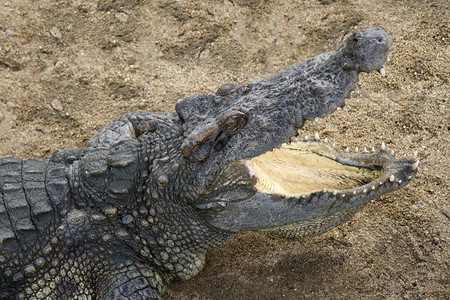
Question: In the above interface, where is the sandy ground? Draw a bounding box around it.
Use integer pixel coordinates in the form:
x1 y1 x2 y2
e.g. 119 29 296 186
0 0 448 299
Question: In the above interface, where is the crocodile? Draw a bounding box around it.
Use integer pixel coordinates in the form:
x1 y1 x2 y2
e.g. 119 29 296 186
0 27 418 299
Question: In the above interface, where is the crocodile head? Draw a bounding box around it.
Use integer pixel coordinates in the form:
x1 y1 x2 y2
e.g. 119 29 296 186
175 27 417 237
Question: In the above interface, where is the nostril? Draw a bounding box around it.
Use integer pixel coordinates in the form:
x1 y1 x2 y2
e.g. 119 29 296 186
377 38 384 43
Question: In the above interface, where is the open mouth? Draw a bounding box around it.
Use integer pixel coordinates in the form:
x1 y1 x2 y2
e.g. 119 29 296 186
247 140 383 195
229 133 419 236
198 132 418 208
243 134 418 199
196 132 419 236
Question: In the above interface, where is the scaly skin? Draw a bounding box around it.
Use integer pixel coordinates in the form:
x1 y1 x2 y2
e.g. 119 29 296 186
0 28 417 299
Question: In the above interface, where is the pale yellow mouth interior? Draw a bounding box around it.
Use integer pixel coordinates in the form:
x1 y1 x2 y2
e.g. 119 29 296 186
249 142 382 195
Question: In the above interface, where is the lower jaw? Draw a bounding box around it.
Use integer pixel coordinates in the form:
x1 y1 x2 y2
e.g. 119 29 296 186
197 136 418 234
236 137 418 236
260 205 361 238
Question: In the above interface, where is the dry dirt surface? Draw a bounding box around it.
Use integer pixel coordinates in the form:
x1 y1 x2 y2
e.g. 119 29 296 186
0 0 448 299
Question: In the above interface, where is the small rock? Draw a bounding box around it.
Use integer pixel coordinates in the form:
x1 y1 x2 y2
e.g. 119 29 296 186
51 99 63 111
50 27 62 39
115 12 128 23
5 29 15 37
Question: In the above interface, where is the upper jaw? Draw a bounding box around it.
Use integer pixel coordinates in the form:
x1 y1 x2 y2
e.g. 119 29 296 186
177 27 392 171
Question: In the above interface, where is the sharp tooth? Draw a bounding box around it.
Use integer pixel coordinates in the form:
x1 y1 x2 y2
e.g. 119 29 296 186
412 160 420 170
324 138 328 144
391 150 395 156
304 135 309 141
353 191 356 195
379 67 386 76
332 143 336 148
387 56 391 62
372 147 376 152
381 142 386 151
363 189 367 193
397 180 402 184
245 162 257 178
315 132 320 141
364 147 368 153
355 147 359 153
345 147 350 153
413 151 418 158
389 175 395 182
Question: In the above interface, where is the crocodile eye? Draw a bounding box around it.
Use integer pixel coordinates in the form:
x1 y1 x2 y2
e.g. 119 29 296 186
220 110 248 134
226 117 239 128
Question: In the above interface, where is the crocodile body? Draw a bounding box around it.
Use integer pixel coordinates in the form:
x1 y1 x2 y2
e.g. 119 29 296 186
0 28 418 299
